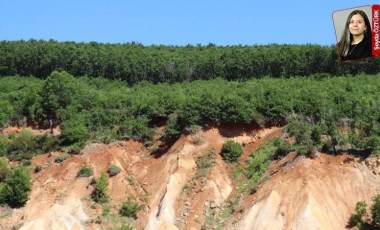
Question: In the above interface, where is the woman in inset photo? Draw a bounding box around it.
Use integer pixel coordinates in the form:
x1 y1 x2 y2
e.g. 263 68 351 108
337 10 372 62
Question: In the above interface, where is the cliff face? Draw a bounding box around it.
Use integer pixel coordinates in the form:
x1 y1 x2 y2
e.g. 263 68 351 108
234 153 379 230
0 126 379 230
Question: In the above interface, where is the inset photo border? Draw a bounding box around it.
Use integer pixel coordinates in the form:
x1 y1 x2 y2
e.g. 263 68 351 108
333 5 380 63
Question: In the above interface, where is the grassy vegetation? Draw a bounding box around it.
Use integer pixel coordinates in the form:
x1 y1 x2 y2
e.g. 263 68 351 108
202 137 291 229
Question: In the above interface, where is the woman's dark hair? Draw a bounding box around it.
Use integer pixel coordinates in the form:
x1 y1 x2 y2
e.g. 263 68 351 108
337 10 372 58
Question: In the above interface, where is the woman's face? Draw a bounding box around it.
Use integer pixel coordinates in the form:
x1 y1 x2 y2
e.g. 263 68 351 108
349 14 367 36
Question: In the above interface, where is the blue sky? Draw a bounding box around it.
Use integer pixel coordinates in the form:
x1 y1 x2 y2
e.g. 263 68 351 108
0 1 379 46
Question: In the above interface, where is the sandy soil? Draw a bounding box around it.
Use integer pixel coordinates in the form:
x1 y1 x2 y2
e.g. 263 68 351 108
0 125 379 230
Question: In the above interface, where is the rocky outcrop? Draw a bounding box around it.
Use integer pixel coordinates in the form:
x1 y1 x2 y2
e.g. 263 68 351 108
19 197 88 230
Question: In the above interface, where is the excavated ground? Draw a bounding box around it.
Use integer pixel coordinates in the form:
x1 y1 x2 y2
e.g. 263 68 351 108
0 125 379 230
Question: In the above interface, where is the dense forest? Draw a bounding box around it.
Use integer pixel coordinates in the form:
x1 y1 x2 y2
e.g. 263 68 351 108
1 71 379 156
1 40 380 84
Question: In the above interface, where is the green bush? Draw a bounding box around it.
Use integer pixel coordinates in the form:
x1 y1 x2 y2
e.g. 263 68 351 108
107 165 121 177
185 125 202 135
61 114 89 145
0 100 13 128
164 113 181 141
349 194 380 228
35 134 60 154
246 141 277 179
221 140 243 162
0 167 31 207
77 165 93 177
0 135 8 156
272 137 291 159
4 131 59 161
7 130 35 161
68 144 83 155
117 116 154 143
0 159 10 182
119 196 142 218
92 172 109 203
246 139 290 193
54 155 66 163
117 224 135 230
371 194 380 227
0 183 6 204
349 201 367 228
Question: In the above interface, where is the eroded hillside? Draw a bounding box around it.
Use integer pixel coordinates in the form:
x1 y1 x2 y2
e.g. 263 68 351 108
0 125 379 230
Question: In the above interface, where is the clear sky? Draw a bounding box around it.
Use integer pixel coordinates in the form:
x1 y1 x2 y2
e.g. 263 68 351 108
0 0 379 46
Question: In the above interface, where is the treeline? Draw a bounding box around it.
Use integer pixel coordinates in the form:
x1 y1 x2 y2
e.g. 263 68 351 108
0 72 379 155
1 40 380 84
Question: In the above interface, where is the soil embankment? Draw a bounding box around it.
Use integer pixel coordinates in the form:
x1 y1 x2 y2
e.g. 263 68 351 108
0 126 379 230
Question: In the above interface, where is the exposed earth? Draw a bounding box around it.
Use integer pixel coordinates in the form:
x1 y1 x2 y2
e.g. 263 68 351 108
0 124 379 230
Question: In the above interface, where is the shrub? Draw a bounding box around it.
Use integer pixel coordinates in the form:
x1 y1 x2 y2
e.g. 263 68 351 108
163 113 181 141
0 183 6 204
371 194 380 227
77 165 93 177
196 149 214 170
0 167 31 207
107 165 121 177
246 141 277 179
0 101 13 128
34 165 43 173
119 196 142 218
5 131 59 161
7 130 35 161
349 194 380 228
61 114 89 145
54 155 66 163
117 116 154 143
35 134 59 154
68 144 83 155
349 201 367 228
185 125 202 135
0 159 10 182
0 135 8 157
311 125 322 146
92 172 108 203
272 137 291 159
117 224 135 230
221 140 243 162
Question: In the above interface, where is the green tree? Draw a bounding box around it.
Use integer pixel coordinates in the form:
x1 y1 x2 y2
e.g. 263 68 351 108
39 71 80 122
60 113 88 145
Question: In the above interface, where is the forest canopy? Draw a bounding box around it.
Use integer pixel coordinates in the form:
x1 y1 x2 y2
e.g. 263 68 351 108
0 71 379 156
1 40 380 85
0 40 379 159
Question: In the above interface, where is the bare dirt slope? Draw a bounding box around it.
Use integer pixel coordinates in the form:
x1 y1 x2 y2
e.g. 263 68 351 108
0 125 379 230
233 153 380 230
